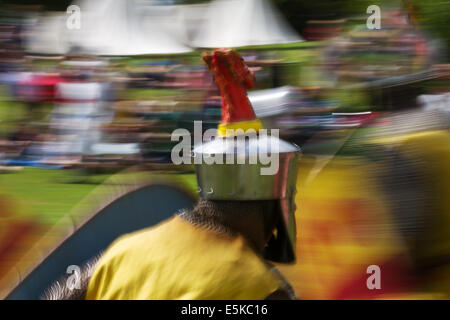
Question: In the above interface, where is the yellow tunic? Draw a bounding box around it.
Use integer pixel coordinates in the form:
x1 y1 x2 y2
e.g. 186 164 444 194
86 215 280 300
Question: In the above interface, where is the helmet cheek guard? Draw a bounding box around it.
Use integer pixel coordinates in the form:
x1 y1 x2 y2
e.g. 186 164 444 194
263 195 297 263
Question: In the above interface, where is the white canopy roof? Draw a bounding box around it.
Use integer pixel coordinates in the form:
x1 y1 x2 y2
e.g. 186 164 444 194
66 0 192 56
25 13 69 55
25 0 192 56
192 0 302 48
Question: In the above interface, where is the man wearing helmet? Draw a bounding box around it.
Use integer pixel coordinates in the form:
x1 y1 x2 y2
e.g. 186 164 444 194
44 49 300 300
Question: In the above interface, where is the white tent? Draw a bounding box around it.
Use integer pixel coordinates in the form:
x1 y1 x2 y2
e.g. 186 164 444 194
192 0 302 48
141 5 190 45
25 13 69 55
148 3 209 44
66 0 192 55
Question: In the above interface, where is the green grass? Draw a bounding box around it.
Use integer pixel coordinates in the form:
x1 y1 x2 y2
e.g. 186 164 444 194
121 88 181 101
0 87 27 138
0 166 197 227
0 168 110 225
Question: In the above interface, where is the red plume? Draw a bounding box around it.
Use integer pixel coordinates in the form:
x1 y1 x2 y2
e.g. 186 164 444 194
203 49 257 124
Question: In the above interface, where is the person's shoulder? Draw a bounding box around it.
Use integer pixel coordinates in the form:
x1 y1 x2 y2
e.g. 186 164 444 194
102 217 177 257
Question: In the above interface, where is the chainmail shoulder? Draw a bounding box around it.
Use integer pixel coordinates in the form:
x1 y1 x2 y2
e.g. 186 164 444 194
177 208 237 238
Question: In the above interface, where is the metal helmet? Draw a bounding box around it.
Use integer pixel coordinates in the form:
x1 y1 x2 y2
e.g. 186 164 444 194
193 49 300 263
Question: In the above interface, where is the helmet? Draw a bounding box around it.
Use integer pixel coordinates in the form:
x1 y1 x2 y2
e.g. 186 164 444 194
193 49 300 263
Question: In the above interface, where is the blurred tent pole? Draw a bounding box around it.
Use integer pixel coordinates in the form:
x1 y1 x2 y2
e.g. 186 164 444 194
191 0 303 49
